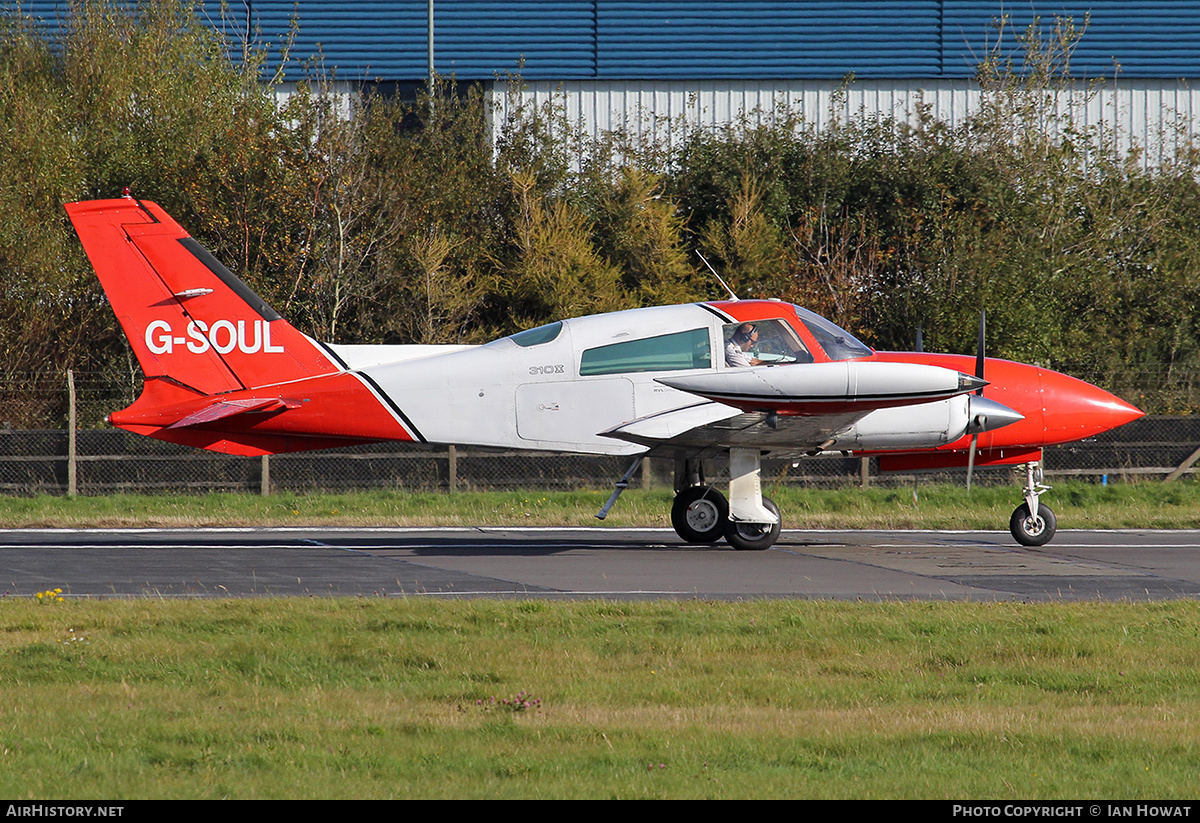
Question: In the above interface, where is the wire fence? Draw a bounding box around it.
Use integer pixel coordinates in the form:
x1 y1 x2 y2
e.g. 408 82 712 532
0 414 1193 496
0 369 1194 494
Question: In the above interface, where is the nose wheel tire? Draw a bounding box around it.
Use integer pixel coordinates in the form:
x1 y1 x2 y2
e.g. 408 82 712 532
1010 502 1057 547
671 486 728 544
723 497 782 551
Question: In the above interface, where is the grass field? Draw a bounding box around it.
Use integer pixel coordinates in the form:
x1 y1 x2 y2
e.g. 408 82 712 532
4 482 1200 798
3 597 1199 799
2 479 1200 530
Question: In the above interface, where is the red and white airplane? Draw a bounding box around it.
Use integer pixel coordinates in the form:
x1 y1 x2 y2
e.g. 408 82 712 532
67 196 1144 550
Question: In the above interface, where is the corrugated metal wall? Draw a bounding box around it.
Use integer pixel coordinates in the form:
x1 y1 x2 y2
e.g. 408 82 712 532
17 2 1200 80
593 1 943 78
14 1 1200 163
490 77 1200 168
941 1 1200 79
203 0 599 80
187 1 1200 81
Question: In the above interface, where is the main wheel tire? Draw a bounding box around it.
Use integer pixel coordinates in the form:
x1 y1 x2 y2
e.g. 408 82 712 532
671 486 728 543
722 497 782 551
1010 502 1057 547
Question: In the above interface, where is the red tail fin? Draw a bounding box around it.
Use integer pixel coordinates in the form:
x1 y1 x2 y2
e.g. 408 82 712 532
66 198 419 456
65 198 342 395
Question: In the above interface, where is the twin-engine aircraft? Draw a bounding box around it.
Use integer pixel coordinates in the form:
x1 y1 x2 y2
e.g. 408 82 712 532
67 196 1144 550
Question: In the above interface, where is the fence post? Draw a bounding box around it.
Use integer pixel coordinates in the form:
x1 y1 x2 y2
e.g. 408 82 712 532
448 445 457 492
860 457 870 489
260 454 270 495
66 370 77 497
1165 445 1200 482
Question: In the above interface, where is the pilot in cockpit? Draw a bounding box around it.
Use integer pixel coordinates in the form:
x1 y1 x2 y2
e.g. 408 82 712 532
724 319 814 367
725 323 764 367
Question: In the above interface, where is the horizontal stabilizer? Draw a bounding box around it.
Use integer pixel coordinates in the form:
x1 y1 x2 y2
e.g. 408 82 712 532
167 397 303 429
108 371 420 455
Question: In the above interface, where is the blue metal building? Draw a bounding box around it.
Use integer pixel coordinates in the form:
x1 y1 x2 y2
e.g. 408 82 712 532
15 1 1200 162
199 1 1200 81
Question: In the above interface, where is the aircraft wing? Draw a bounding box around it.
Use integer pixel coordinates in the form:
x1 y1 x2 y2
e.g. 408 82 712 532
599 401 866 458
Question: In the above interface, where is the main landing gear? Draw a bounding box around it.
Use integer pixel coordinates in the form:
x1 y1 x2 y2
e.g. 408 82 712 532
1009 461 1056 546
671 450 782 551
653 455 1058 551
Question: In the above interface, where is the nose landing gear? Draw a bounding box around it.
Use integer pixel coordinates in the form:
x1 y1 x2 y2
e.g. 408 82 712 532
1009 461 1056 546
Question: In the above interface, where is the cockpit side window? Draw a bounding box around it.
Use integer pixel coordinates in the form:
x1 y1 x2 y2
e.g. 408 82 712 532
580 328 711 376
722 319 813 367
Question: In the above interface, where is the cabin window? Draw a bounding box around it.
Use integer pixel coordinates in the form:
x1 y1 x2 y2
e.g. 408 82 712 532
508 321 563 347
580 328 711 376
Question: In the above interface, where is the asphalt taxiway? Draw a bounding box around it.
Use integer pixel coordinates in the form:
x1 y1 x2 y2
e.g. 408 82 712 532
0 527 1198 600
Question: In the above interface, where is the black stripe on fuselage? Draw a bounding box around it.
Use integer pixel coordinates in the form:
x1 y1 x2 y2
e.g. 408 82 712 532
698 303 736 323
311 339 350 371
353 371 427 443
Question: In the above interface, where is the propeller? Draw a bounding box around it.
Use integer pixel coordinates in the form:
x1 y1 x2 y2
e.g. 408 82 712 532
966 311 986 493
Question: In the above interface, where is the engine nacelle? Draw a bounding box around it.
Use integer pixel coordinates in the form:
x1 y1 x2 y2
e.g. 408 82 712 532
830 395 1024 450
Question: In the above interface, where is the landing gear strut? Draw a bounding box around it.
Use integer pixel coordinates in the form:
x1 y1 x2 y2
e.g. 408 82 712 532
670 451 781 550
1010 461 1056 546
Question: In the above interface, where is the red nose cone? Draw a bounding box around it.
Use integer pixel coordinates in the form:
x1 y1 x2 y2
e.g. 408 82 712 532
1038 368 1144 445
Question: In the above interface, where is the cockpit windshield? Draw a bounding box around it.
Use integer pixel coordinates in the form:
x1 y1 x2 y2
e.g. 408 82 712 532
792 306 873 360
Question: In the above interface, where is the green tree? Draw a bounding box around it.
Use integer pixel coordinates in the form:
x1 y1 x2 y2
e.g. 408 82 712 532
589 167 700 305
501 170 628 329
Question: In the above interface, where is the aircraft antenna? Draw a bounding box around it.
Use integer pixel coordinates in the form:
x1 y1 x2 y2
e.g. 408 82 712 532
695 251 739 301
